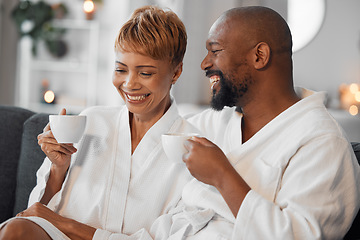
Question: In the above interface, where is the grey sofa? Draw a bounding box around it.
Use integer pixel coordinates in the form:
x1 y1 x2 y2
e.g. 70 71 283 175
0 105 49 222
0 105 359 239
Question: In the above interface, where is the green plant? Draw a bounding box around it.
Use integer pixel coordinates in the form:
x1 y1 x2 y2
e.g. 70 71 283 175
12 0 68 57
80 0 103 4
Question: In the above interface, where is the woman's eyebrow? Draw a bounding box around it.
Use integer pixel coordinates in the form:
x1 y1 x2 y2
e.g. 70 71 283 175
115 61 157 69
115 61 127 66
135 65 157 69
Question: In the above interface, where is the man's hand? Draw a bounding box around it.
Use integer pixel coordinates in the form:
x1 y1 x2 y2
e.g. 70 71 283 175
183 137 251 217
183 137 233 188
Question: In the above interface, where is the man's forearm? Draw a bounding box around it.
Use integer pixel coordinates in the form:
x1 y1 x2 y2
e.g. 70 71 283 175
215 166 251 217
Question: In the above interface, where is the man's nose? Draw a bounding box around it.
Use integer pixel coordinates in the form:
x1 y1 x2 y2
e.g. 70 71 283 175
201 53 212 71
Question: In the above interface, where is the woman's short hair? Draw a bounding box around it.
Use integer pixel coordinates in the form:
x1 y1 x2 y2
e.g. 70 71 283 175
115 5 187 68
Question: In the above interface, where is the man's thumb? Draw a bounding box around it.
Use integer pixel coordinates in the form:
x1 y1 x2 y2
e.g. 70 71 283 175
190 136 214 147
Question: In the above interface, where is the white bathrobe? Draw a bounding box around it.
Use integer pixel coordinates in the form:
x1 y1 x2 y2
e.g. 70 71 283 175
0 101 199 240
142 90 360 240
160 90 360 240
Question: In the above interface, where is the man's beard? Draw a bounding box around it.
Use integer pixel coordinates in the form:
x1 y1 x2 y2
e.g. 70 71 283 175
209 70 250 111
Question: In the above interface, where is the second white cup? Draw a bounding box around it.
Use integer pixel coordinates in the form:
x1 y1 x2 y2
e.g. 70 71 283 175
162 132 199 163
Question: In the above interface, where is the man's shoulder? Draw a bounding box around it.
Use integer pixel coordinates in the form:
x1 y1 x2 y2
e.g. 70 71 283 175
295 104 346 139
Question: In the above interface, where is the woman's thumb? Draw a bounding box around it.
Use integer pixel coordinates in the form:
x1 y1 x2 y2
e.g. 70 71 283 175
59 108 67 116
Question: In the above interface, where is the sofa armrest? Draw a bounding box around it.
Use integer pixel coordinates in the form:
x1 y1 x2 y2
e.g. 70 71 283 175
13 113 49 215
0 106 35 222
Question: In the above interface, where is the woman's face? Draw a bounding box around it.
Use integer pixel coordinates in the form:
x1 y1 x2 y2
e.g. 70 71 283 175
113 51 181 119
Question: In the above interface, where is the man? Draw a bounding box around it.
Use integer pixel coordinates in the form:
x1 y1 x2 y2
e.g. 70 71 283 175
168 6 360 239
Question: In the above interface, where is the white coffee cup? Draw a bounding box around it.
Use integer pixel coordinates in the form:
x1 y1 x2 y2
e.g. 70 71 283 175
162 133 200 163
49 115 87 143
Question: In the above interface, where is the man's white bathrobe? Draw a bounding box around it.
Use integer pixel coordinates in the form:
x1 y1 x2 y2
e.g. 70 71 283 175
0 101 199 239
150 91 360 239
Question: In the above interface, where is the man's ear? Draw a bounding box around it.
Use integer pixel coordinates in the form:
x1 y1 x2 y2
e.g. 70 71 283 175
172 62 183 84
253 42 270 70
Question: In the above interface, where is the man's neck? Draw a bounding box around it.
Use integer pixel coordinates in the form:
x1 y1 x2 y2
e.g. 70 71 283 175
240 92 300 143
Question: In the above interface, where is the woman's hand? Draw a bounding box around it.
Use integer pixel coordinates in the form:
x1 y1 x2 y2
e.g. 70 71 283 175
16 203 96 240
37 108 77 173
16 202 65 226
38 108 78 204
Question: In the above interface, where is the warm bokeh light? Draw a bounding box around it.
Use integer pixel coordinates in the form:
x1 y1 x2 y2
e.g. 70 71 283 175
339 83 360 110
83 0 95 13
349 83 359 94
349 105 358 116
44 90 55 103
355 92 360 102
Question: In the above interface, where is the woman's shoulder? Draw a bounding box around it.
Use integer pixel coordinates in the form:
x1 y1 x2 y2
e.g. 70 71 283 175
79 105 127 134
187 107 238 128
185 106 240 141
79 105 127 127
80 105 126 117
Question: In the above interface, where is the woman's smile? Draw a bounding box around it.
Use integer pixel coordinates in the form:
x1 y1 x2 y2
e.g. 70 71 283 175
113 51 181 119
124 92 151 103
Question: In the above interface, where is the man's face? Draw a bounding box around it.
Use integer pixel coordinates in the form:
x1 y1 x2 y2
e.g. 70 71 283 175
201 17 254 110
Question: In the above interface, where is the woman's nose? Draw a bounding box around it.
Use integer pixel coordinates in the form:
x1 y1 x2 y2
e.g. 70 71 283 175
123 74 138 89
201 53 212 71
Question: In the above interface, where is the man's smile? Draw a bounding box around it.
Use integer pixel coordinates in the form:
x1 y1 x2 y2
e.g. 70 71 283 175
210 75 220 90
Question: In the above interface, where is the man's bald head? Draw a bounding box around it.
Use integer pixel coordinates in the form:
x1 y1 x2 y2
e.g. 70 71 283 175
202 6 297 111
215 6 293 55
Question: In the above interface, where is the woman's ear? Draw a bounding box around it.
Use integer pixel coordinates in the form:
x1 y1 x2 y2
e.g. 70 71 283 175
172 62 183 84
253 42 270 70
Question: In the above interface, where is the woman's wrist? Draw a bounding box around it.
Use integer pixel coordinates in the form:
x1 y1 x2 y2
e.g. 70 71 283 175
61 218 96 240
40 164 69 204
50 163 69 180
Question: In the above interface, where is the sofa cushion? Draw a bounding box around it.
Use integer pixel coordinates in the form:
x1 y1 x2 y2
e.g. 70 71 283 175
0 106 34 222
13 113 49 215
352 142 360 163
343 142 360 240
345 204 360 240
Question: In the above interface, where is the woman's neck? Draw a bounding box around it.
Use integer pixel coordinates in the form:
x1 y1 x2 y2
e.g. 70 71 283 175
129 98 171 154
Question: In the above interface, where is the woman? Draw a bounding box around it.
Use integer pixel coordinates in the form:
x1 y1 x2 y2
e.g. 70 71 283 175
0 5 198 239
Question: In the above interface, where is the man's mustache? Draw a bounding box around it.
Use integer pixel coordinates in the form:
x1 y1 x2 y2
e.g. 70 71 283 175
205 70 223 78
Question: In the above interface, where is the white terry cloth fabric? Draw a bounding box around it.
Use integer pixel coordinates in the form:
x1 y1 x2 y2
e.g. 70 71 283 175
161 90 360 239
0 100 199 239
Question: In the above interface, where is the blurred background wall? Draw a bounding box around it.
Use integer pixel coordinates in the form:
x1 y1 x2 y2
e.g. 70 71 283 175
1 0 360 112
0 0 19 106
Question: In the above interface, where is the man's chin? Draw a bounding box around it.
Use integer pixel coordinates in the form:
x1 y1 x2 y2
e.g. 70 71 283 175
209 79 239 110
210 96 226 111
210 92 239 111
210 104 225 111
